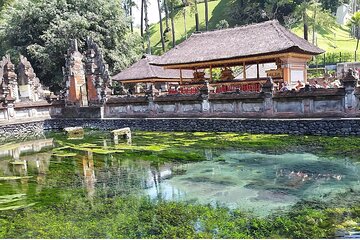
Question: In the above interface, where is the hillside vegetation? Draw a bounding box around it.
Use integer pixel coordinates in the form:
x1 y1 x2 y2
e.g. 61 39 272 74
149 0 357 57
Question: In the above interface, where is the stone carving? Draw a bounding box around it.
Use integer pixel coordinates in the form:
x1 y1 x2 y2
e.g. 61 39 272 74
85 37 112 104
63 39 87 106
63 38 111 106
0 55 18 102
18 55 44 101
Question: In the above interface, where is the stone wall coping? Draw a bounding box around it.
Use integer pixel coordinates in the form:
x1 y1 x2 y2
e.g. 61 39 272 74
154 94 202 102
209 92 263 100
93 117 360 121
14 100 64 109
0 117 51 126
273 88 345 99
107 96 148 104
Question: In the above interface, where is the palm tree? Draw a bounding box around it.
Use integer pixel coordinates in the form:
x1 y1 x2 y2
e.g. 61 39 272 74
157 0 165 51
205 0 209 31
163 0 170 31
349 11 360 54
141 0 144 37
182 0 188 39
144 0 151 54
170 1 176 47
194 0 199 32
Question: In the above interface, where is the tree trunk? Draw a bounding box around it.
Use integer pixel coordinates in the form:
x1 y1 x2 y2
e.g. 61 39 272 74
144 0 151 54
195 0 199 32
356 38 359 52
303 9 308 41
183 8 187 39
164 0 170 30
205 0 209 31
130 2 133 33
140 0 144 37
312 4 317 45
157 0 165 51
171 2 176 47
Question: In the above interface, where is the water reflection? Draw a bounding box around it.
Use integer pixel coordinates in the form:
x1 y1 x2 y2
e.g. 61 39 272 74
0 136 360 216
0 138 53 210
82 151 96 200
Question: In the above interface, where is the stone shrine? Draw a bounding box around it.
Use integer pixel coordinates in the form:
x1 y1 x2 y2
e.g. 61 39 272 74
18 55 44 102
63 38 111 107
0 55 19 102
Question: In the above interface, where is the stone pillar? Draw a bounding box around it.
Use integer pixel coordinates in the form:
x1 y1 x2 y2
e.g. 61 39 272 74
261 77 274 116
200 80 210 113
341 69 358 116
3 57 19 102
4 95 16 120
147 95 155 115
63 39 87 106
85 37 111 105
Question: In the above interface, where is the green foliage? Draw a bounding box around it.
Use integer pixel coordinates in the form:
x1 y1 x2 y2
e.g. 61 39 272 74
0 0 143 90
215 19 229 29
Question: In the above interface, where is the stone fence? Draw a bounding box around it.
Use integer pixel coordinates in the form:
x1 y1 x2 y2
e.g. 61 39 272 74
0 100 64 124
103 74 359 119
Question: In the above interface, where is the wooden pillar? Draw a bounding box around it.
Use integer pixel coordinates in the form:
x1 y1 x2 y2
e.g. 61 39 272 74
210 65 213 82
180 68 183 84
256 62 260 79
243 62 246 80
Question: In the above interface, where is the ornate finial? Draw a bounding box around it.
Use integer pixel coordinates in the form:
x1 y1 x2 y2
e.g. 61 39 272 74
70 39 78 52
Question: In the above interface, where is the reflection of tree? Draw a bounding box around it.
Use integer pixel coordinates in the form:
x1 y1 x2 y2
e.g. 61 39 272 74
93 155 151 198
151 162 162 199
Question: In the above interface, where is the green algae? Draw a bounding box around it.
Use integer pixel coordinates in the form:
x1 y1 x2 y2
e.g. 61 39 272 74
0 130 360 238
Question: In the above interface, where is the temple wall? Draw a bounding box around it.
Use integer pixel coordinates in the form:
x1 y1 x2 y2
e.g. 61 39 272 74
102 87 358 119
0 101 64 124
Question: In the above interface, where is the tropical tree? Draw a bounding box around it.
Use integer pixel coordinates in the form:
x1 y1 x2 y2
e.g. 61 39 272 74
166 0 181 47
157 0 165 51
0 0 143 90
140 0 144 36
295 0 312 41
348 11 360 54
204 0 209 31
143 0 151 54
194 0 199 31
123 0 136 32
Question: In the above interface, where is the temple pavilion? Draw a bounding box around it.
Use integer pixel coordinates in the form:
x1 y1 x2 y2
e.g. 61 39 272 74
152 20 325 93
112 55 194 94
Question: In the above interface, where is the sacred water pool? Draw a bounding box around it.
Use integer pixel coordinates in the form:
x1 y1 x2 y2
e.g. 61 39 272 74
1 130 360 238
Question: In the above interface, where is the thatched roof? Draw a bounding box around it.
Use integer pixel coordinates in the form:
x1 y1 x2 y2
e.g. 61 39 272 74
112 55 193 82
152 20 324 68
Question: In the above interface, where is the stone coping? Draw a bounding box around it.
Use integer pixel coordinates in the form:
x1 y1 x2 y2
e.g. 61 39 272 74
0 117 51 126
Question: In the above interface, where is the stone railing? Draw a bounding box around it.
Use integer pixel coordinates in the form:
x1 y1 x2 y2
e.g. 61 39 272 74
0 100 64 124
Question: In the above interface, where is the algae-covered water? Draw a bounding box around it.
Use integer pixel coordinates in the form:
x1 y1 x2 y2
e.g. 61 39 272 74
0 131 359 215
1 131 360 238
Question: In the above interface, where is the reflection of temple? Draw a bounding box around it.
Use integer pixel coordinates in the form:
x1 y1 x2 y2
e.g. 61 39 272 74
0 138 54 160
82 151 96 199
0 138 53 200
